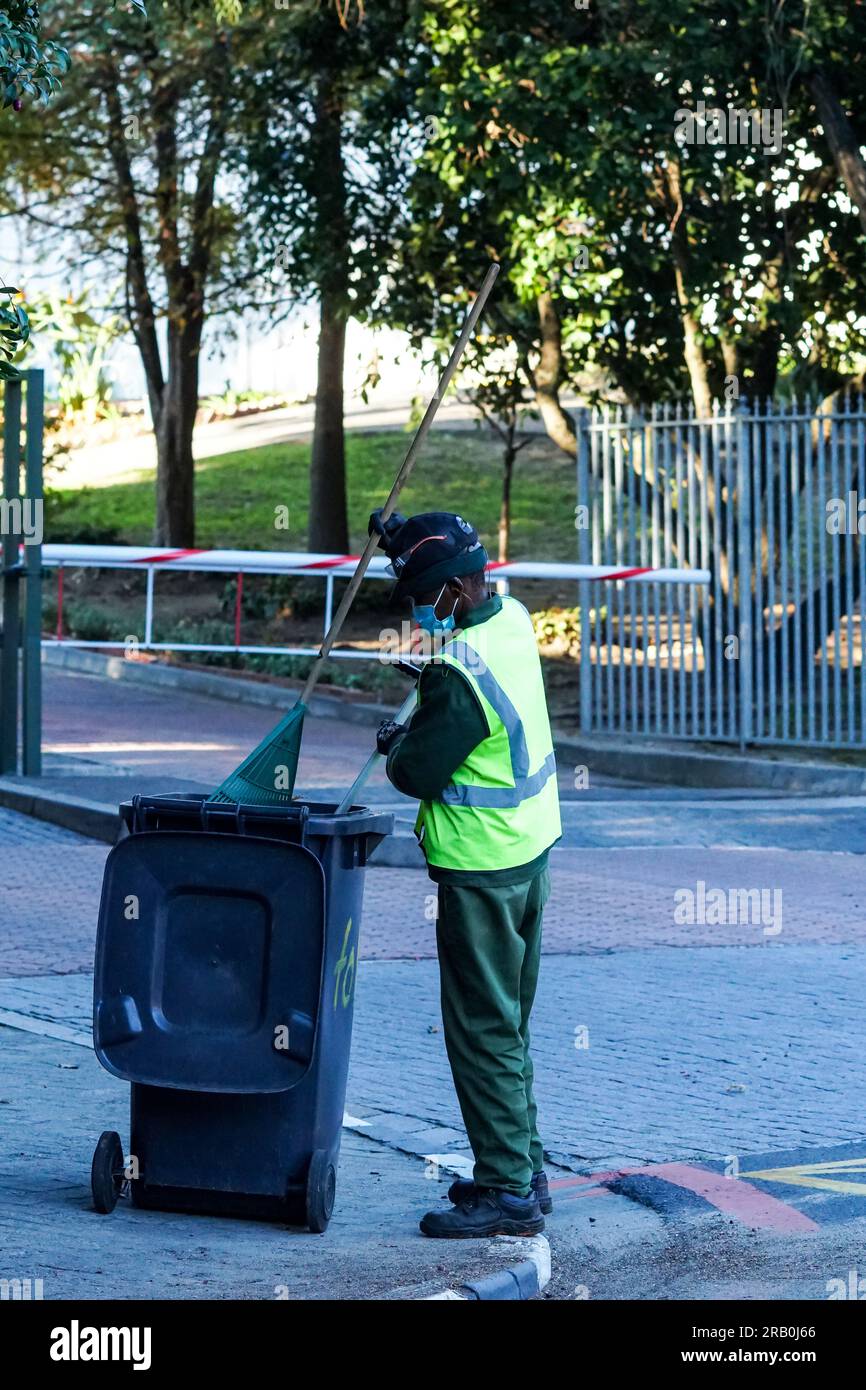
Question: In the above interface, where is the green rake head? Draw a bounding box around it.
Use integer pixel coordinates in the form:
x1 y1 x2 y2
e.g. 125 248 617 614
207 703 306 805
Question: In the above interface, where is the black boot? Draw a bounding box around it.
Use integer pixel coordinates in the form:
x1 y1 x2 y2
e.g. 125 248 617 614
448 1169 553 1214
420 1187 545 1239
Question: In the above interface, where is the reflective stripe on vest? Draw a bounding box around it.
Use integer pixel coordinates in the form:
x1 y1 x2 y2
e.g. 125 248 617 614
438 639 557 808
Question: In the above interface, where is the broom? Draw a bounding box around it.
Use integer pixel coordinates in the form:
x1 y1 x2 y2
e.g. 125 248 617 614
208 262 500 806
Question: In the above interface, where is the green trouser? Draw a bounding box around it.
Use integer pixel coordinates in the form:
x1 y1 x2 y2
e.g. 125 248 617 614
435 866 550 1197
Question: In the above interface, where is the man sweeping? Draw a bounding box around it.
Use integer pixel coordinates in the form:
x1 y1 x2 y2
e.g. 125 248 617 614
369 509 562 1238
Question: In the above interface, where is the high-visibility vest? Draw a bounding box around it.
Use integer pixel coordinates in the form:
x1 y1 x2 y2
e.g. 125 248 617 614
417 596 562 872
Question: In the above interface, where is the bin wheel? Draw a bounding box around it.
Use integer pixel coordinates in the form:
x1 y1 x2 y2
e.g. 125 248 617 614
305 1150 336 1233
91 1130 125 1214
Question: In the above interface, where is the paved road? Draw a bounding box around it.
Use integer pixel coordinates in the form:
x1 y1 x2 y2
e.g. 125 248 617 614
4 797 866 977
30 666 866 855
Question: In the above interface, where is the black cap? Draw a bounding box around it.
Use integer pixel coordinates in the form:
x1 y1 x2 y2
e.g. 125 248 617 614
368 509 488 598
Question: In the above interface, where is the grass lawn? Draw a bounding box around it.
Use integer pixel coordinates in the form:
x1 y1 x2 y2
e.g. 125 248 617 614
45 429 578 561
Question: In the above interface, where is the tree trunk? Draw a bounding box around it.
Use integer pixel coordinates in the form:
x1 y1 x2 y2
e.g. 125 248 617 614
663 160 714 418
780 561 863 686
101 36 227 548
532 291 577 456
498 440 515 563
308 291 350 552
721 337 739 382
750 329 781 408
747 246 784 407
811 71 866 237
307 71 350 553
154 407 195 546
99 61 164 427
155 322 199 545
674 268 713 419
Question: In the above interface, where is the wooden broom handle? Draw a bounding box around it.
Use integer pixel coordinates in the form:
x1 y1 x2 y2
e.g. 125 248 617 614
299 262 500 706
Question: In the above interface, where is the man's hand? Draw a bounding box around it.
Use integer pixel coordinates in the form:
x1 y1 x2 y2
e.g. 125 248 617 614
376 720 408 756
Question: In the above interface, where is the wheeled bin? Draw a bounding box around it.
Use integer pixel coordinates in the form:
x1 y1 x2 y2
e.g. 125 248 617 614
89 793 393 1232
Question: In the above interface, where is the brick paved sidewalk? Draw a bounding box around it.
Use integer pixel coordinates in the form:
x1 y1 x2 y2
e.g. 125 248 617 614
0 1026 543 1301
3 941 865 1169
3 799 865 975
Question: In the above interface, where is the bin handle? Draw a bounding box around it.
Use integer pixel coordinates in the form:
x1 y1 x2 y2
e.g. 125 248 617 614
199 799 309 843
130 793 142 834
233 801 272 837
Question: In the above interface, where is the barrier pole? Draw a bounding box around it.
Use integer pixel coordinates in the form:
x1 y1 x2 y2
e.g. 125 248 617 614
144 567 155 646
234 571 243 647
576 408 593 733
56 565 64 640
22 369 43 776
1 379 22 773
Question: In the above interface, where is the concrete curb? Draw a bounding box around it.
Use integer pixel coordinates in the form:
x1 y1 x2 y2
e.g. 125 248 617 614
425 1235 551 1301
42 644 397 726
44 644 866 795
0 778 119 842
555 734 866 796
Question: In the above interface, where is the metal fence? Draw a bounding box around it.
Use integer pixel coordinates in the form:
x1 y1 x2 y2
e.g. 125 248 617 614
575 397 866 750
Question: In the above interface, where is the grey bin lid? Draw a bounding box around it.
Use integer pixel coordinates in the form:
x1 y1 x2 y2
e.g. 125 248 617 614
119 794 394 843
93 832 326 1093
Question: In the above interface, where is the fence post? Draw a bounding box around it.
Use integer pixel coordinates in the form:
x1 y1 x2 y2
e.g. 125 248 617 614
576 408 592 733
1 378 23 774
144 566 155 646
22 369 43 776
736 406 754 746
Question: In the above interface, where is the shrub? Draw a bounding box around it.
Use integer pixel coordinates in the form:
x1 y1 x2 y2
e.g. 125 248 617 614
531 606 582 658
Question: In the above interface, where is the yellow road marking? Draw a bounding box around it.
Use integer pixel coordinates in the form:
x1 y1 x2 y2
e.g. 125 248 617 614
741 1158 866 1196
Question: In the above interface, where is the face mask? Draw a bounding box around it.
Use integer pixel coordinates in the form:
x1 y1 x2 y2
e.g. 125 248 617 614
411 581 460 634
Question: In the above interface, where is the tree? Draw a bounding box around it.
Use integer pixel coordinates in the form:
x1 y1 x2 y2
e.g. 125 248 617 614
2 2 272 542
0 1 70 112
2 1 374 543
0 0 71 376
386 0 866 696
394 0 865 421
234 0 414 551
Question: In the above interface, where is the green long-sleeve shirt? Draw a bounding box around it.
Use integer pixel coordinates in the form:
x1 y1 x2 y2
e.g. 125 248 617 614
385 594 551 886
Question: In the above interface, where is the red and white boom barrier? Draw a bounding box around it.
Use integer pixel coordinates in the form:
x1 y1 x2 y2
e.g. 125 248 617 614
39 545 710 659
40 545 709 586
